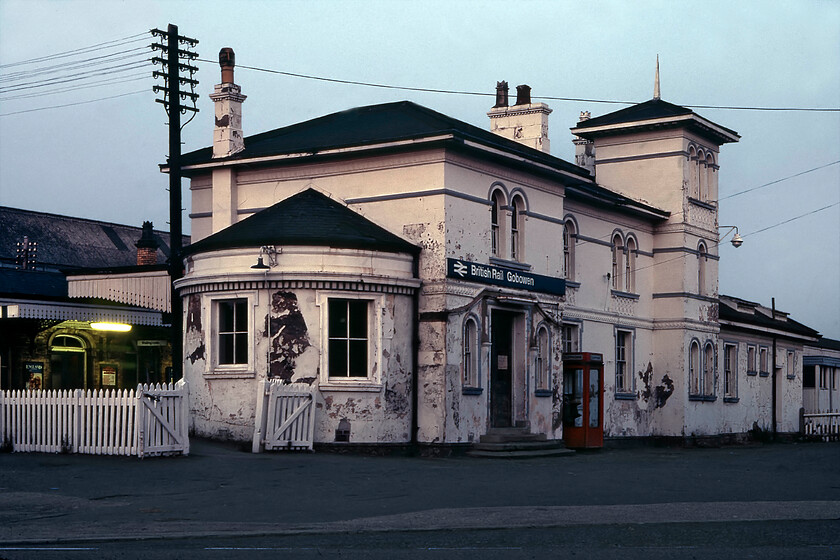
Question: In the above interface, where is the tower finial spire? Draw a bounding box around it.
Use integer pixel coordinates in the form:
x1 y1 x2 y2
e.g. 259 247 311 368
654 54 661 100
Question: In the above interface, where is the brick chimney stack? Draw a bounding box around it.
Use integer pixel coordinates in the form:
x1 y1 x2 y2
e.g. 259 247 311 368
135 221 159 265
210 47 247 158
487 82 552 153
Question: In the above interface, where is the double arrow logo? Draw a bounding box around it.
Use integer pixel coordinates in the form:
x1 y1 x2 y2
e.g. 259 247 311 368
452 261 468 277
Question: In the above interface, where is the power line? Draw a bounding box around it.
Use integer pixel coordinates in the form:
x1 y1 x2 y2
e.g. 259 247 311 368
0 73 150 101
195 58 840 113
0 59 152 94
721 160 840 201
742 201 839 238
0 46 150 83
0 90 148 117
0 33 148 69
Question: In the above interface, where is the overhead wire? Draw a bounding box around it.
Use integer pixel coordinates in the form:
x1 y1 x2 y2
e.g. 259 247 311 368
0 33 149 69
195 58 840 113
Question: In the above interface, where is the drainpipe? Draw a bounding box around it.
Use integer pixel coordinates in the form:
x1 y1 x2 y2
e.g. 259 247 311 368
410 252 420 449
771 297 777 439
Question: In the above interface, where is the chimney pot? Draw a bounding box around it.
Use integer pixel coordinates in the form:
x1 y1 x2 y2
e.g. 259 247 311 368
135 221 159 265
493 81 509 108
515 84 531 106
219 47 235 84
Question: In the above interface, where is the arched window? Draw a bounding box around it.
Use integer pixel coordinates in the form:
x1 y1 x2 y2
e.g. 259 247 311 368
703 342 715 396
697 149 706 201
463 317 479 387
510 195 524 261
536 325 550 391
611 233 623 290
688 146 698 198
490 190 506 257
624 237 636 293
698 242 708 296
705 153 715 202
689 340 701 395
562 219 576 280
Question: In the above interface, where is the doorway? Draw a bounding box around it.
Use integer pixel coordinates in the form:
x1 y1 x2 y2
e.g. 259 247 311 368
490 310 516 428
50 334 87 389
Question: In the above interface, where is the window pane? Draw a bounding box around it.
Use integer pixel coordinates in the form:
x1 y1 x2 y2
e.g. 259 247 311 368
219 301 235 332
348 300 368 339
234 300 247 332
219 333 234 365
329 339 348 377
348 340 368 377
329 300 347 337
235 333 248 364
589 368 600 427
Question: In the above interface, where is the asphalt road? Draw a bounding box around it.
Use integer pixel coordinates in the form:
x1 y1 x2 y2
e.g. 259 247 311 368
1 439 838 559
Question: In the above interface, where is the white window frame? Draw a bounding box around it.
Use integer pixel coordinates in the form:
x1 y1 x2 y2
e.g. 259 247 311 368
510 195 525 262
759 346 769 376
703 342 716 397
205 291 257 377
615 328 634 395
689 339 701 396
786 350 796 379
561 322 580 354
317 292 384 391
611 234 623 290
463 316 480 389
723 342 738 400
624 237 637 293
562 219 576 281
747 344 757 375
535 324 550 392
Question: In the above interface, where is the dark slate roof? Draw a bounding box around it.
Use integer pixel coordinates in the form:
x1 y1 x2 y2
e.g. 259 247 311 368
0 206 189 272
178 101 588 179
814 338 840 352
719 296 820 339
183 188 419 256
572 98 739 142
573 98 692 129
0 268 67 298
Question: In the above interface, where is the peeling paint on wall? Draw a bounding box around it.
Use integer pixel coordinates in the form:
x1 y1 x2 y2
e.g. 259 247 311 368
268 290 310 383
639 362 674 409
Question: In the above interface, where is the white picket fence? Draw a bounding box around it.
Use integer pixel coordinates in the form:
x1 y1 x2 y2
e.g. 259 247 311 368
0 380 189 458
252 380 316 453
802 409 840 442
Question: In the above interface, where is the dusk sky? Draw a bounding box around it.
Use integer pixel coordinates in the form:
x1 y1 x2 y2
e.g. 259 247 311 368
1 0 838 338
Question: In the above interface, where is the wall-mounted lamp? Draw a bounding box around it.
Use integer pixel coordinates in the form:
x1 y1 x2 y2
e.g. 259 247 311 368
251 245 279 269
718 225 744 248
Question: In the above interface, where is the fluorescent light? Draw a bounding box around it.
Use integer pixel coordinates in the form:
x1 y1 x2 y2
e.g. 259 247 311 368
90 322 132 332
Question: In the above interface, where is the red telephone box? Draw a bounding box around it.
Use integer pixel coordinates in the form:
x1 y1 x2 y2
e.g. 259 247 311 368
562 352 604 449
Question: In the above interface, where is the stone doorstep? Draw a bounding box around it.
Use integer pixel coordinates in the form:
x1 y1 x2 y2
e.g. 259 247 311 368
479 427 547 444
472 440 568 452
467 446 575 459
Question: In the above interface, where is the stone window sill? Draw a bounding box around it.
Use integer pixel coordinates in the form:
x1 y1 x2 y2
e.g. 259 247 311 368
611 290 640 300
489 256 532 271
759 371 770 377
615 392 637 401
534 389 552 397
747 371 757 376
462 387 483 396
689 394 717 402
723 397 740 404
320 382 383 393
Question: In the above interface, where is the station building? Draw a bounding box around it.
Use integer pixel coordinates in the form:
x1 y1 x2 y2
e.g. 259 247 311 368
172 51 826 447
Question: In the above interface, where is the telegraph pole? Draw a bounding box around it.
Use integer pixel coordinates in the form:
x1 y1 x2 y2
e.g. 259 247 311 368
151 24 199 381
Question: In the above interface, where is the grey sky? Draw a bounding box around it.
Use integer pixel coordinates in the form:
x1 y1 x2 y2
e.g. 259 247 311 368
1 0 838 338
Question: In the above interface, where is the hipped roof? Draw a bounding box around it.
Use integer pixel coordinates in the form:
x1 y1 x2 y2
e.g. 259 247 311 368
183 188 419 257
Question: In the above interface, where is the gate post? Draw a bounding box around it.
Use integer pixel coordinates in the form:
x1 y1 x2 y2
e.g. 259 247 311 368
176 379 190 456
135 384 145 458
251 380 269 453
73 389 82 453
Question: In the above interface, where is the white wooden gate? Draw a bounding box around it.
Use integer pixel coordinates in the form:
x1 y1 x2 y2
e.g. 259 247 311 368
0 380 189 458
252 380 315 453
801 409 840 442
136 381 190 457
